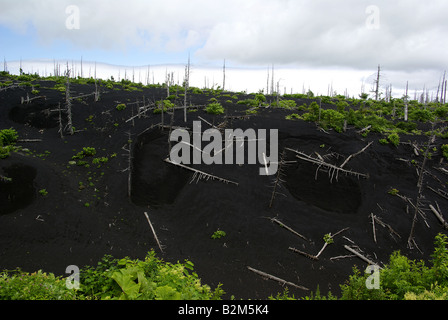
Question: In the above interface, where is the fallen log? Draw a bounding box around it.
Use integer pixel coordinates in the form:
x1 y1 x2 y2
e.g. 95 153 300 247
270 217 309 241
429 204 448 230
344 245 381 268
143 212 164 253
288 247 318 261
247 266 309 291
285 148 369 183
164 158 239 186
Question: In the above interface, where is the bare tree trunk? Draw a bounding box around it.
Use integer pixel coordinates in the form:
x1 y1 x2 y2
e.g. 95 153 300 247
408 131 434 248
441 71 446 104
184 55 190 123
65 64 73 135
375 64 381 100
404 81 409 122
222 59 226 91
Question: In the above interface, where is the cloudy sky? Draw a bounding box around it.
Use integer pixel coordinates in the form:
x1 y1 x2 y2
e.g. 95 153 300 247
1 0 447 97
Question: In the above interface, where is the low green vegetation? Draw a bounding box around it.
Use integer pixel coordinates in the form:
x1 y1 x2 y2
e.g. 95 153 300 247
205 102 225 115
211 230 226 239
153 99 174 114
116 103 126 111
1 234 446 300
0 128 18 159
0 251 225 300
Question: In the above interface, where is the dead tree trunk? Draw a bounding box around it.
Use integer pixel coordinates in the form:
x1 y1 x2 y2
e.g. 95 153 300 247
269 149 286 208
408 131 435 248
404 81 409 122
222 59 226 91
375 64 381 101
65 65 73 135
183 55 190 123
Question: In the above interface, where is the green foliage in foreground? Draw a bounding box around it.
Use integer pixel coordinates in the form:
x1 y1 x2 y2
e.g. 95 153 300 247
271 233 448 300
1 234 447 300
0 251 224 300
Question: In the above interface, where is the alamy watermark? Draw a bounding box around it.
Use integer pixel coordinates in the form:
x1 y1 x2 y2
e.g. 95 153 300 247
169 121 279 176
65 265 80 290
365 5 380 30
365 264 380 290
65 5 80 30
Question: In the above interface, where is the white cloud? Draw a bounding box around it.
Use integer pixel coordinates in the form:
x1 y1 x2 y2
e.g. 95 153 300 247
0 0 447 72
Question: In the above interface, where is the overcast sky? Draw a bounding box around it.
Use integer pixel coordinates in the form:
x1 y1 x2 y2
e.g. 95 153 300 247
1 0 447 96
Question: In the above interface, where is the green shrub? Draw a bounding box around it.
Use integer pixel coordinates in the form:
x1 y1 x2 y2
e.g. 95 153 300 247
78 251 225 300
388 132 400 147
153 100 174 114
116 103 126 111
395 121 417 132
276 100 297 109
410 109 434 122
0 128 18 146
0 270 77 300
441 145 448 160
72 147 97 160
340 233 448 300
205 102 225 115
211 230 226 239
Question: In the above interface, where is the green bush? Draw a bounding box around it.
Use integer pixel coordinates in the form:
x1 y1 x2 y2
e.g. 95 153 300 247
410 109 434 122
0 128 18 146
0 128 18 159
72 147 97 160
116 103 126 111
205 102 225 115
441 144 448 160
153 100 174 114
388 132 400 147
0 270 77 300
78 251 224 300
340 233 448 300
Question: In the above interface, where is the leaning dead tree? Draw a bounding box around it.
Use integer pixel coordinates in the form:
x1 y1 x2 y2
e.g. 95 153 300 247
143 212 164 253
121 131 133 199
164 158 239 186
269 149 288 208
407 131 435 249
285 147 369 183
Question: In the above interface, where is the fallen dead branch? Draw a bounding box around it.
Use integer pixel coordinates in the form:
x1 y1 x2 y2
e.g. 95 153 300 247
143 212 164 253
285 148 369 183
372 215 401 240
429 204 448 230
427 186 448 201
344 245 381 268
340 141 373 169
270 217 309 241
289 227 349 260
247 266 309 291
288 247 318 260
164 158 239 186
17 139 42 142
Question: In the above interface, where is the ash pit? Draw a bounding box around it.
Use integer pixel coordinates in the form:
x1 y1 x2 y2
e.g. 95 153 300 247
284 158 362 214
9 100 64 129
130 128 191 207
0 163 37 215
